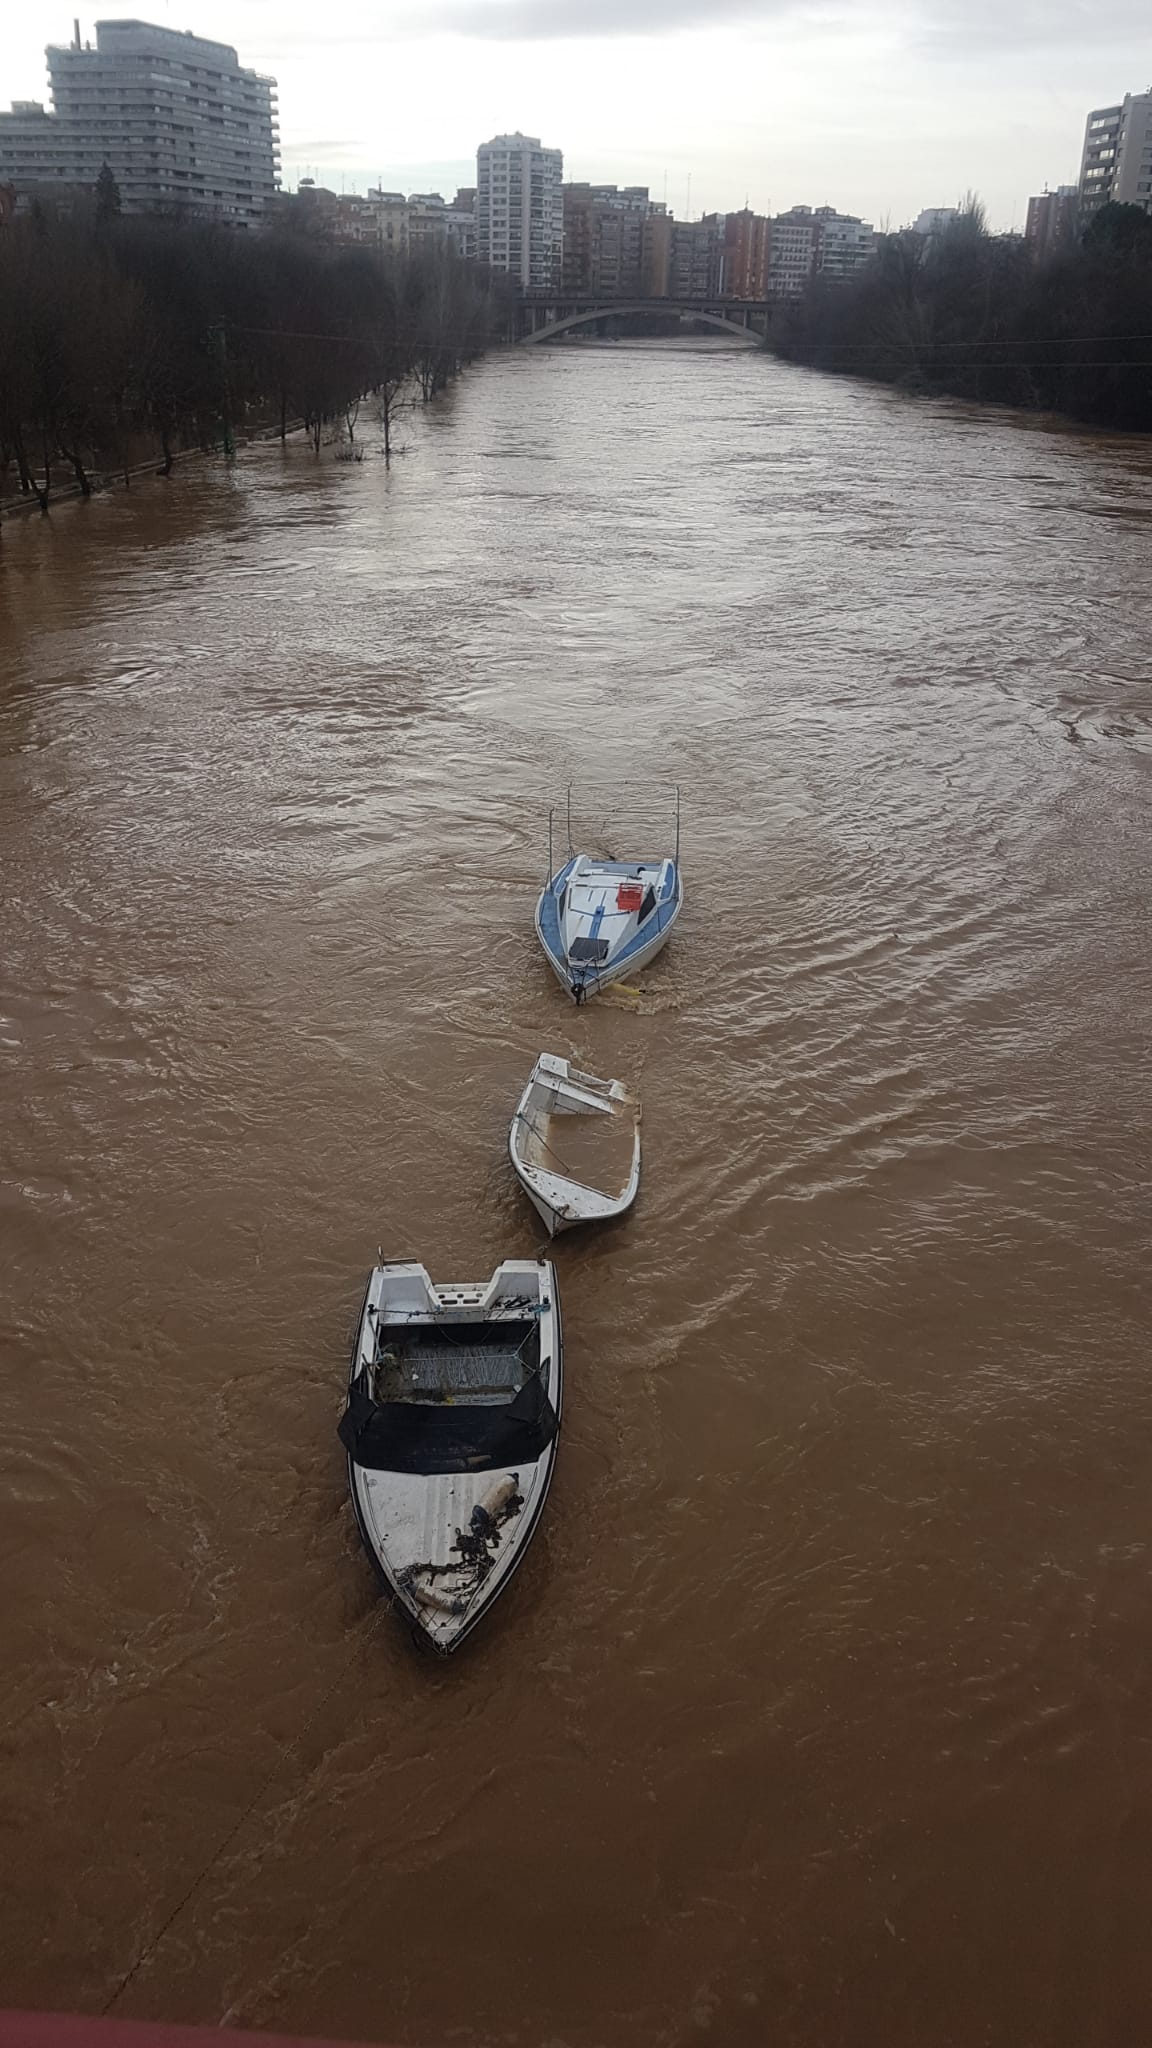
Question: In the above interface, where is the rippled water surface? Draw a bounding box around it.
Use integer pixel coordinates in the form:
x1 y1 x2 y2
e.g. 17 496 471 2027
3 343 1152 2048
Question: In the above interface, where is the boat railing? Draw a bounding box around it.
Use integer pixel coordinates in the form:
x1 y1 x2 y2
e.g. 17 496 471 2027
547 781 682 871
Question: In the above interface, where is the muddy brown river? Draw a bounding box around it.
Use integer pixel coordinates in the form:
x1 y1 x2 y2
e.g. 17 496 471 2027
2 343 1152 2048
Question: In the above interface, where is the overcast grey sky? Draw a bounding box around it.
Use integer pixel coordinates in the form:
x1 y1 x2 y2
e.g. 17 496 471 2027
6 0 1151 226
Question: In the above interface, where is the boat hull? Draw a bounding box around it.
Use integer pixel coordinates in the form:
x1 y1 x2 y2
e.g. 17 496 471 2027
343 1261 562 1655
534 860 683 1002
509 1052 642 1235
514 1174 623 1236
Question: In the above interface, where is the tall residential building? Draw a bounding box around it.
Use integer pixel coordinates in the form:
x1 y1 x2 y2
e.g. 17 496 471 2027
815 207 875 279
721 209 770 298
476 131 563 290
1025 186 1078 262
0 19 278 224
766 204 874 297
670 214 727 296
664 209 771 299
1079 94 1152 215
767 206 820 296
561 183 670 296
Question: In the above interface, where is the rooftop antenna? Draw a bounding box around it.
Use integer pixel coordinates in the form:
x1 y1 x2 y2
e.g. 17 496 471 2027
72 17 80 48
686 171 692 218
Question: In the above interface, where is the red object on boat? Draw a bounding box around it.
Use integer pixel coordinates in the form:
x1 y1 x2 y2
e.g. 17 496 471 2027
616 881 643 912
0 2018 398 2048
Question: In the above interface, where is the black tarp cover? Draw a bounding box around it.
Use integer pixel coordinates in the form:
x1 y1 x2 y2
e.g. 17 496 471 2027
338 1370 559 1476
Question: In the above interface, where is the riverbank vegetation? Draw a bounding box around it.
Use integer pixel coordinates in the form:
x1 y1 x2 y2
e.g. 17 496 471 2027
0 194 515 513
770 200 1152 432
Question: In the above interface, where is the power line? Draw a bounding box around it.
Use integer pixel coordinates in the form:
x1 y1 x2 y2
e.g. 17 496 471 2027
231 321 483 345
790 356 1152 370
230 319 1152 364
784 330 1152 352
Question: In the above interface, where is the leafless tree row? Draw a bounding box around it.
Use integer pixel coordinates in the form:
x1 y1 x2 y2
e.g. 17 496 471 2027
770 199 1152 433
0 198 516 512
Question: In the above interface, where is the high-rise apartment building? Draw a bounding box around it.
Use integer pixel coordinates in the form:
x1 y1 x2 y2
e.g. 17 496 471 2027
815 207 875 279
766 206 820 296
766 204 874 297
1079 94 1152 215
670 214 727 296
721 209 770 298
476 132 563 290
1025 186 1078 262
660 209 772 299
561 183 670 296
0 18 278 224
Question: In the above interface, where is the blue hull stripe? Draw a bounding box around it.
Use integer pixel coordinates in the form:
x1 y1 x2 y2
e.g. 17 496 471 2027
536 859 575 977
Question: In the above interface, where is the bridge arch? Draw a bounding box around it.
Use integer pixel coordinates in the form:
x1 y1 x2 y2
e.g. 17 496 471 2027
520 302 763 345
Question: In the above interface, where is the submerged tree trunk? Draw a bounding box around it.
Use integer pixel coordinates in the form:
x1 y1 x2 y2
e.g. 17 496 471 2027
58 443 92 496
12 431 36 498
36 429 52 513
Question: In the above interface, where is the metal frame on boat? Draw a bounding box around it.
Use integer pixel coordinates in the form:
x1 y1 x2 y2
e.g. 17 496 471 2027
535 783 684 1003
339 1259 562 1655
510 1052 641 1235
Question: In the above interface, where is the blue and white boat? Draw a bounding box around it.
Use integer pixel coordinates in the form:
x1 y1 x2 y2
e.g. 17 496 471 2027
535 788 683 1003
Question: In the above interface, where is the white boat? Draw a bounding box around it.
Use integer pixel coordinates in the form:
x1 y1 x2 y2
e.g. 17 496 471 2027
534 786 683 1003
339 1259 562 1655
510 1053 641 1236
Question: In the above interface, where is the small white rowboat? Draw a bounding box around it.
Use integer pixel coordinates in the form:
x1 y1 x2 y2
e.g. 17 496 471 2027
339 1259 562 1654
510 1053 641 1236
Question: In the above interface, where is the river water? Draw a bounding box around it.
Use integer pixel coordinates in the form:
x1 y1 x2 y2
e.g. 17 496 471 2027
2 341 1152 2048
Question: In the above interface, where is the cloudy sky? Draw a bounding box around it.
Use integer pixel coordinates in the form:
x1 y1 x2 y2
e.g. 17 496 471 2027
7 0 1150 226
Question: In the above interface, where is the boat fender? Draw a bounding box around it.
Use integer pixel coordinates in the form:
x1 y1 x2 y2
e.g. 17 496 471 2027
410 1579 467 1617
473 1474 522 1536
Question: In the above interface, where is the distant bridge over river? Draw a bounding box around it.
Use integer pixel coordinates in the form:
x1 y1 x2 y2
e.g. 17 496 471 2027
513 296 772 345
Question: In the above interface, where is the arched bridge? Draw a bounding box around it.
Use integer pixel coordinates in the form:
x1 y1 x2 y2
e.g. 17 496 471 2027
515 297 771 345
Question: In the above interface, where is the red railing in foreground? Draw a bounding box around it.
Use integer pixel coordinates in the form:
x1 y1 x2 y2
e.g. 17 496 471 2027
0 2017 399 2048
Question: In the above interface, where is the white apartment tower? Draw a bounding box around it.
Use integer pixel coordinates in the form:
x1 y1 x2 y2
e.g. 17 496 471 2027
1079 93 1152 216
0 18 279 225
476 132 563 290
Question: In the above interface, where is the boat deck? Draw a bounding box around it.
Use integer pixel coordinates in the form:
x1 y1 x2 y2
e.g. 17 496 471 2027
375 1320 537 1404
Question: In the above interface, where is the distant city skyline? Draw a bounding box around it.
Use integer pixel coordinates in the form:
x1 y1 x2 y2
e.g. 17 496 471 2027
5 0 1152 229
